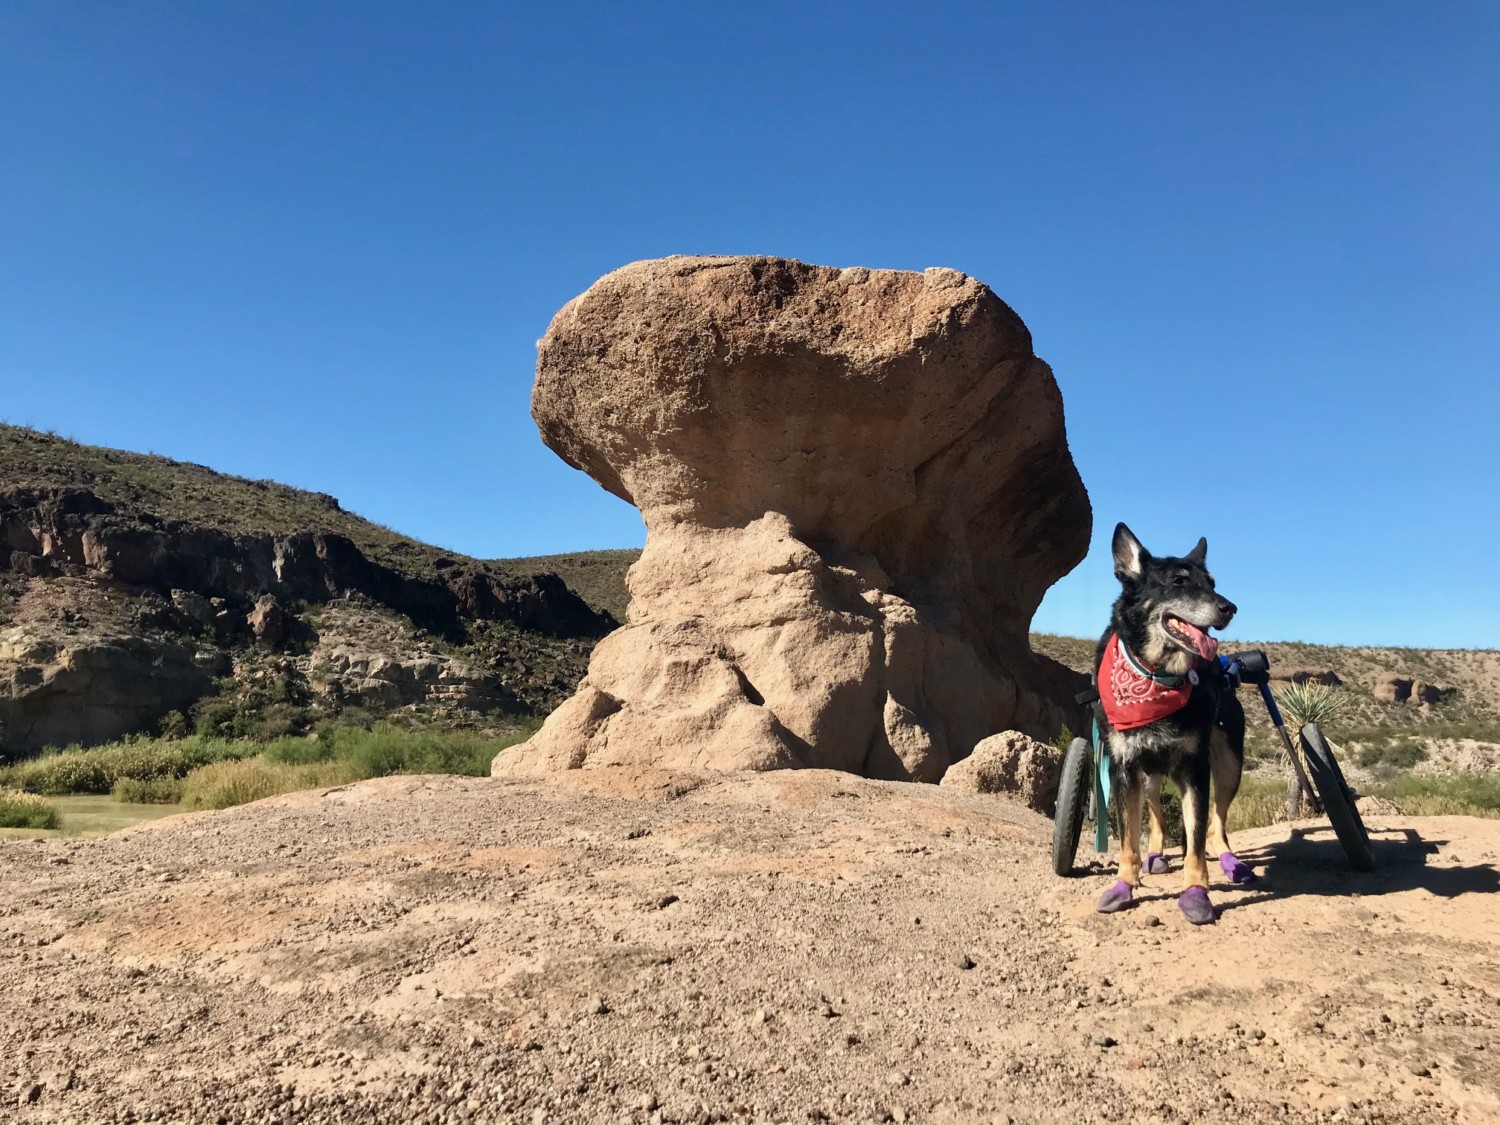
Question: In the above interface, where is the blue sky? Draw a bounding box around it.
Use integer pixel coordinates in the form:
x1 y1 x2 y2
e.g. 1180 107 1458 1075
2 3 1496 647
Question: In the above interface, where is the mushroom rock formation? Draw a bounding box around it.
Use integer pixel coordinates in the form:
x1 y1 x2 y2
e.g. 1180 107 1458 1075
494 256 1092 782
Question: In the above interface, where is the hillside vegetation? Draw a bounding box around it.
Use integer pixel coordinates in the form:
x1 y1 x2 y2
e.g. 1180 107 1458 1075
1 423 470 582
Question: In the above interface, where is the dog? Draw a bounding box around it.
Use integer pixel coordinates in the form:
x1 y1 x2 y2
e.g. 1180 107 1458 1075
1091 523 1257 925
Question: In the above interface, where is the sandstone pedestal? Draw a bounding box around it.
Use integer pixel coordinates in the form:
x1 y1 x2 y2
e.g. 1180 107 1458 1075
495 256 1091 781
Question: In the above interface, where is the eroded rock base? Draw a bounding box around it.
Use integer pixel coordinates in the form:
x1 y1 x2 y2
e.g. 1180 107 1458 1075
496 515 1081 781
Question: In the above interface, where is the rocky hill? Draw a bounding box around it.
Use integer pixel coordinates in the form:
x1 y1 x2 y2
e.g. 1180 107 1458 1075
0 424 615 757
4 423 1494 769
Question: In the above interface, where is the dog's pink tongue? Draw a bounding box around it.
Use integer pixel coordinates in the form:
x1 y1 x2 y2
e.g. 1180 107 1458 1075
1180 621 1219 661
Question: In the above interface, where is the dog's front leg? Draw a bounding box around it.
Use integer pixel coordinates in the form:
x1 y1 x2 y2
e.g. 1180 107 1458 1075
1177 753 1216 924
1096 770 1143 913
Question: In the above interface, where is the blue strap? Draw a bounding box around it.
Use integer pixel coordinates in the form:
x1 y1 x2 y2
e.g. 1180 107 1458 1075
1092 714 1111 853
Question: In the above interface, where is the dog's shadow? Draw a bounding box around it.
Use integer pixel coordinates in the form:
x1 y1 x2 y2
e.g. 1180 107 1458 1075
1212 823 1500 913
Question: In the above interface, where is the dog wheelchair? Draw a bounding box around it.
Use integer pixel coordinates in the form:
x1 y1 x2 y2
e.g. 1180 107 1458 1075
1051 649 1374 877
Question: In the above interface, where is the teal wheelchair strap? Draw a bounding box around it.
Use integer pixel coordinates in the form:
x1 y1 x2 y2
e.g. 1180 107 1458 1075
1092 714 1111 853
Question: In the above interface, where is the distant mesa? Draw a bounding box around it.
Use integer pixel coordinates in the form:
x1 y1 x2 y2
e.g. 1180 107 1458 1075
495 255 1093 782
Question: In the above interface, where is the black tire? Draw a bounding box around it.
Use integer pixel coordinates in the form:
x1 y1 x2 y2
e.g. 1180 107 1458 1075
1300 723 1375 871
1052 737 1093 876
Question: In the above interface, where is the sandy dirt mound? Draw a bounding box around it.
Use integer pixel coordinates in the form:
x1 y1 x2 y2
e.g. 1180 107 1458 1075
1 772 1496 1124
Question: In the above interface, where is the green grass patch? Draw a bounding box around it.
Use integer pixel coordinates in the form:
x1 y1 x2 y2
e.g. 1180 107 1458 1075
1357 742 1429 771
0 736 254 795
1370 773 1500 818
0 789 61 830
1 724 535 809
172 723 537 810
111 777 186 804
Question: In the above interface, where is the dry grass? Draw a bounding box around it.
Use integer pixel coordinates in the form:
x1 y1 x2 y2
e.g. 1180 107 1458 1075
179 758 360 810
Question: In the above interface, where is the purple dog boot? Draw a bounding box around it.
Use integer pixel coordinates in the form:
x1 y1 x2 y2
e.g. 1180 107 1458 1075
1219 851 1257 884
1178 886 1216 925
1145 851 1170 875
1096 880 1135 914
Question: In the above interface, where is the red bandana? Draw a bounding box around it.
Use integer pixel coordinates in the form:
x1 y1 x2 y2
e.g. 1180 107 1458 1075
1098 633 1196 731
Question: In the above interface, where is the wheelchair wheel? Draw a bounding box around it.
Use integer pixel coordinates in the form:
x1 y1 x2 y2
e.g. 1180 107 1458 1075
1051 737 1093 876
1300 722 1375 871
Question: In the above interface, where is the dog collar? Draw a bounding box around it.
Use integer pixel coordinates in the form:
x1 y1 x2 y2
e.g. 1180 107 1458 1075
1098 633 1197 731
1118 638 1186 687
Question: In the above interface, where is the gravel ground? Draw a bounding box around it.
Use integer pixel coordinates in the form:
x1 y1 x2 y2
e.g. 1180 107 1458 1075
1 768 1496 1125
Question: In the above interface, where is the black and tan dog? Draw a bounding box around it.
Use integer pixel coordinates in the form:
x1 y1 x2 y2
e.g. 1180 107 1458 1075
1093 523 1257 925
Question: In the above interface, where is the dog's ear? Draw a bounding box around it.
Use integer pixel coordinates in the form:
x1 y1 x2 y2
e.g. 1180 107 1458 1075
1185 537 1208 565
1112 523 1148 581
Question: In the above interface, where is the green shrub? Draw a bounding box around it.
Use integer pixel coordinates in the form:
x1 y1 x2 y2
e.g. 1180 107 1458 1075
112 776 185 804
193 699 242 739
0 788 60 830
158 710 190 739
0 737 252 795
334 725 498 779
179 757 359 810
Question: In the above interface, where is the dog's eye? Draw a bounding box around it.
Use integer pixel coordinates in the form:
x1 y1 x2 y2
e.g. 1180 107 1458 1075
1172 575 1188 586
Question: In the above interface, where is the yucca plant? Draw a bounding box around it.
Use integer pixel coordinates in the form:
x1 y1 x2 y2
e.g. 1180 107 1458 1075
1271 681 1350 819
1273 681 1350 733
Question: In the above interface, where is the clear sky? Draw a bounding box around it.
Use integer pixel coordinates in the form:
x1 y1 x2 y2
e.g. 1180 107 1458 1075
2 3 1496 647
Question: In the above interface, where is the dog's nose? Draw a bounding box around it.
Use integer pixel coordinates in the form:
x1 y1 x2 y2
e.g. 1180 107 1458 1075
1218 598 1237 620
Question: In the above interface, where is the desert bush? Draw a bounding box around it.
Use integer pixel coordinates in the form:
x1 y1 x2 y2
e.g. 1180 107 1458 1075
1226 775 1290 833
1370 773 1500 818
179 758 359 811
0 788 61 830
191 672 316 740
0 737 252 795
112 777 186 804
1357 742 1429 771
